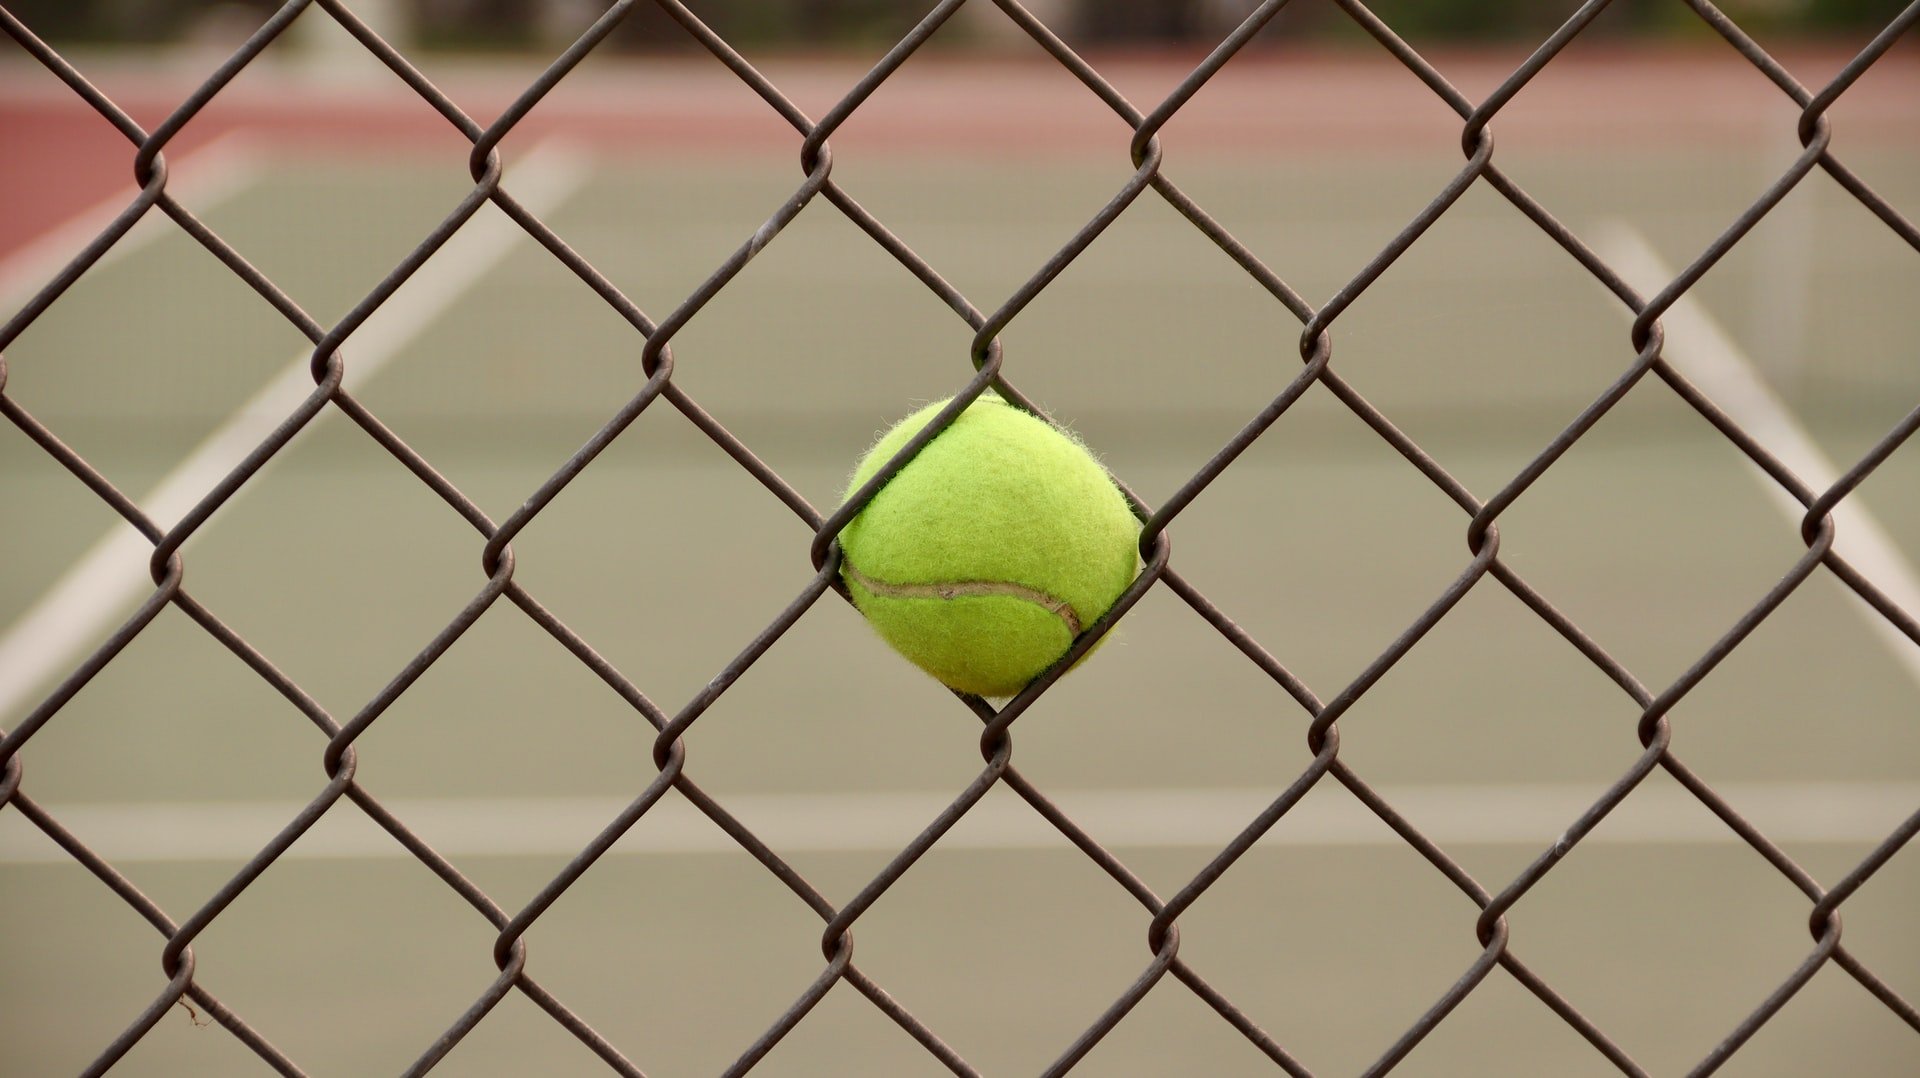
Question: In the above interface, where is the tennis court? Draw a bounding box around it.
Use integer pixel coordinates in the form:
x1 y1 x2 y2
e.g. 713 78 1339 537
2 18 1918 1077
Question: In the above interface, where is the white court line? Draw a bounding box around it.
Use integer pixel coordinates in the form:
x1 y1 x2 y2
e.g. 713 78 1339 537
0 141 595 726
0 129 267 311
1 782 1914 864
1596 223 1920 689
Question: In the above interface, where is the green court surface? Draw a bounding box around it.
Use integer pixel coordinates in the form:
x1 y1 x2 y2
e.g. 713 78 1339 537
2 144 1918 1076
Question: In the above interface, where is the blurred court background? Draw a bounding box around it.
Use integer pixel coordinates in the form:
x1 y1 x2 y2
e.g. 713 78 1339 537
2 1 1917 1075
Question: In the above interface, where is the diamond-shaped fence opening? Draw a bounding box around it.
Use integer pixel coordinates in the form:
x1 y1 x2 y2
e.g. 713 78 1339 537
2 0 1917 1074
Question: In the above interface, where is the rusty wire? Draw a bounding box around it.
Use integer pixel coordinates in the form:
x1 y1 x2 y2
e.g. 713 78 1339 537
3 0 1919 1074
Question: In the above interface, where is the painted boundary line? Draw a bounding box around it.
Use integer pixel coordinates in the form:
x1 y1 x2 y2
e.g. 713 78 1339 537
0 140 594 725
2 782 1914 864
1596 222 1920 690
0 129 267 309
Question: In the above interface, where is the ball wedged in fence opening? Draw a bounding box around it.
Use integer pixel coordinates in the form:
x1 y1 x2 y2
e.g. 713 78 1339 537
838 397 1140 697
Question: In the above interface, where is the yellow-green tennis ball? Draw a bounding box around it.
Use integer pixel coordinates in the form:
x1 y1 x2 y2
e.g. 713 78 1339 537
838 396 1140 697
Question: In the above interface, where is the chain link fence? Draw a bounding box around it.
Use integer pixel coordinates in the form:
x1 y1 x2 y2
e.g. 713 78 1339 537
3 0 1918 1074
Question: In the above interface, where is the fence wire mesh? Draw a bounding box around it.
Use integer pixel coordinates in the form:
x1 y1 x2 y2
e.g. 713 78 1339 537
2 0 1918 1074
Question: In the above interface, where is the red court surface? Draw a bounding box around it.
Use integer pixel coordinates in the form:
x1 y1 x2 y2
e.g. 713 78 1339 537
4 44 1916 260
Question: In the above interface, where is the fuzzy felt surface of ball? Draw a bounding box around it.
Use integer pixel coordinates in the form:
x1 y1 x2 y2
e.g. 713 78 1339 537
838 396 1140 697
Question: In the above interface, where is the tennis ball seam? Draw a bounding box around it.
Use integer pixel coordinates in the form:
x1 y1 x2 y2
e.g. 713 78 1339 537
842 561 1083 636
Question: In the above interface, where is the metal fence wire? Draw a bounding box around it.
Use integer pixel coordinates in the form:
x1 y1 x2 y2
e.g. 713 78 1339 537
3 0 1919 1074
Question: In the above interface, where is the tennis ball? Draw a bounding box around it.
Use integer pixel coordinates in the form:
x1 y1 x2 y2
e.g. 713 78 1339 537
838 396 1140 697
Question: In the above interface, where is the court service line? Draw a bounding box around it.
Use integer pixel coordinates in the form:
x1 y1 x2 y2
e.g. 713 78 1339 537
0 141 595 726
1596 223 1920 689
0 129 267 311
1 782 1913 864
